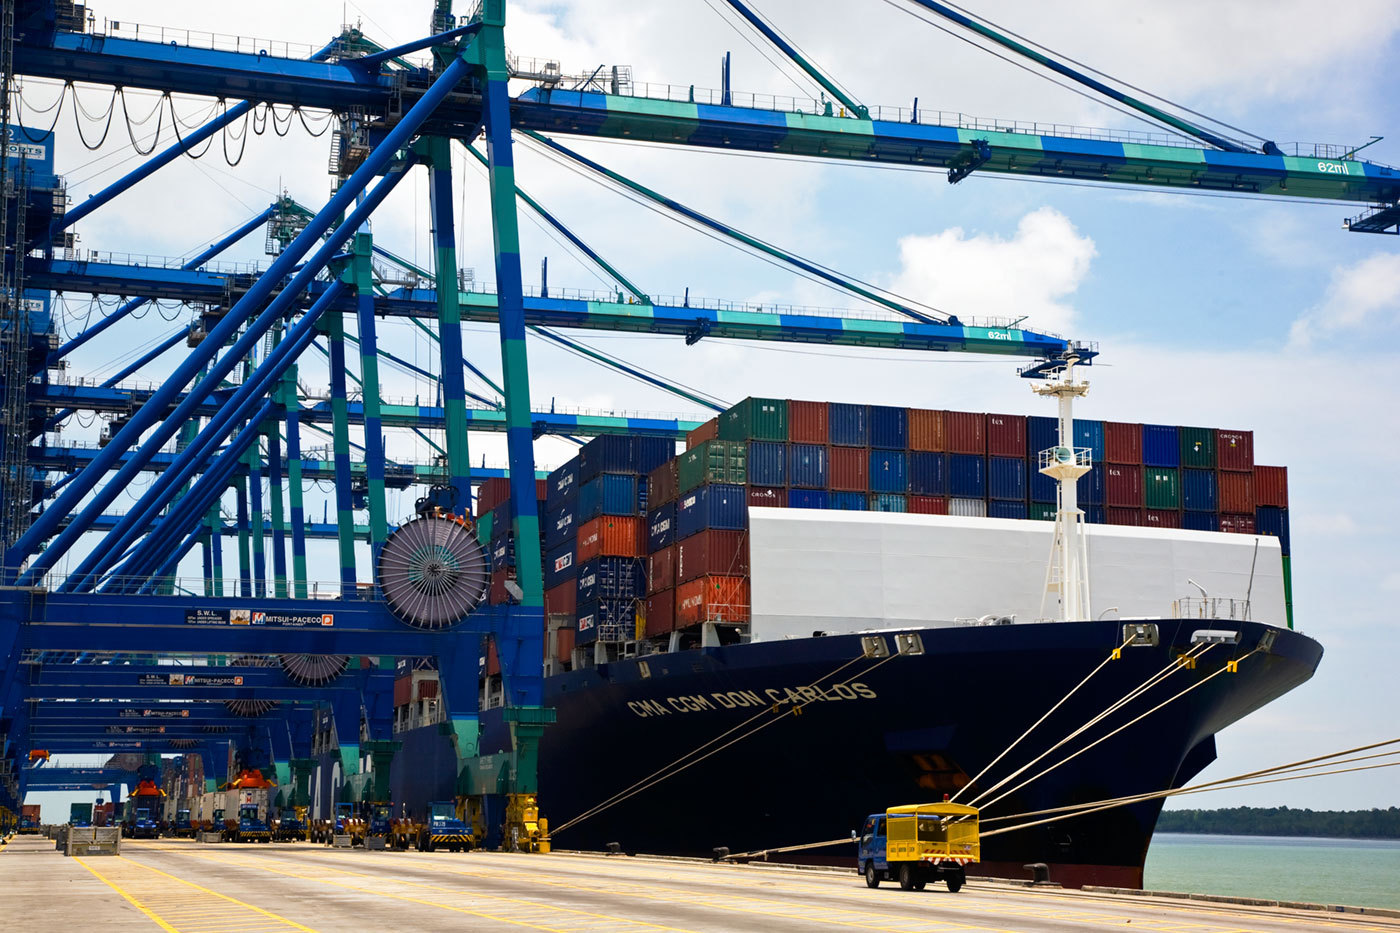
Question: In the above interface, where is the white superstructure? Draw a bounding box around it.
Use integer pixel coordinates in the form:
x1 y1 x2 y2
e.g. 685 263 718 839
746 508 1285 642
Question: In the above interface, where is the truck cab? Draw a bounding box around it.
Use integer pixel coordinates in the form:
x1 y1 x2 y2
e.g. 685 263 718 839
126 804 160 839
857 802 979 893
170 809 195 838
233 803 271 843
273 807 305 842
367 803 392 838
418 800 473 852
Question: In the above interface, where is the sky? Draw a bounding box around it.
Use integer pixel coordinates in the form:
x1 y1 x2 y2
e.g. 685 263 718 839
18 0 1400 820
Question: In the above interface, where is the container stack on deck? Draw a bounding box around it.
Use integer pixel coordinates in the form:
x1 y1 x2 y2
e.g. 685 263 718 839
530 397 1294 660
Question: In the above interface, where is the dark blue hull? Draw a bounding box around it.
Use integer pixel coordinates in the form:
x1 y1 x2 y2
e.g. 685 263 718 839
381 618 1321 888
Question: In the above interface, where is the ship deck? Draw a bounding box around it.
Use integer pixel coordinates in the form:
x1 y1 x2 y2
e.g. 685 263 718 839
6 835 1396 932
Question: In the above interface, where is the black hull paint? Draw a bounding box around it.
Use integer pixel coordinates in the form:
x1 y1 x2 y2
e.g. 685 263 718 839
380 619 1321 888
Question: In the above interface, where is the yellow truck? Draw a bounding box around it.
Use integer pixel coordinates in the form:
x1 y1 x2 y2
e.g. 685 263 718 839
857 801 979 892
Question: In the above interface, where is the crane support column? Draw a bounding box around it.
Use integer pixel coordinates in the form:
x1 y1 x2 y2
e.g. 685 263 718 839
326 309 359 596
349 230 389 546
282 369 309 598
467 1 555 794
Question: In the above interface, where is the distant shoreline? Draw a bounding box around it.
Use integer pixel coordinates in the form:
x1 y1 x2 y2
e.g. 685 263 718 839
1157 806 1400 841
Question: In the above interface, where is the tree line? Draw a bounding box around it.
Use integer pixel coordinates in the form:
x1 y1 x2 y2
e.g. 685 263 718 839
1157 806 1400 839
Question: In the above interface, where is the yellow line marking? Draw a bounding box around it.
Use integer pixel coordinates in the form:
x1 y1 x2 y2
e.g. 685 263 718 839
73 857 182 933
117 856 321 933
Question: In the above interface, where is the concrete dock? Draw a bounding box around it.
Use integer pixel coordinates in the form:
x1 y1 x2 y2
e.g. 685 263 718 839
4 834 1397 932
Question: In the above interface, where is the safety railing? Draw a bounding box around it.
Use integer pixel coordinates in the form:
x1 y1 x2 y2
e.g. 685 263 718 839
1172 596 1251 621
92 19 321 61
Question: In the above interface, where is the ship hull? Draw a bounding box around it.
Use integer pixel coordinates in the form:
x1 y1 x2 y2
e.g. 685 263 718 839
381 618 1321 888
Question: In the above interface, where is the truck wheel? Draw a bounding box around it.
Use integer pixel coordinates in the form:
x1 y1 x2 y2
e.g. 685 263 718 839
946 870 964 893
864 862 880 889
899 864 916 891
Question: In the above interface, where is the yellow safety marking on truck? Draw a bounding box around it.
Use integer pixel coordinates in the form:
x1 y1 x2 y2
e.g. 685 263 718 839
74 854 319 933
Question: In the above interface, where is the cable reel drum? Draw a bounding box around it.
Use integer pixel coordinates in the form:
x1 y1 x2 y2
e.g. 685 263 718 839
376 485 489 630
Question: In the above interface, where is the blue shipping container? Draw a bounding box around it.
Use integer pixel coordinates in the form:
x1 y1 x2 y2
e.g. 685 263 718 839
576 557 646 603
544 540 578 589
577 434 634 481
1078 466 1105 507
908 451 948 496
988 500 1028 520
829 492 867 510
1182 469 1218 512
576 474 639 521
1084 505 1105 524
1027 415 1058 458
988 457 1027 501
1029 463 1056 503
634 436 678 474
1074 419 1106 463
546 456 580 509
637 476 650 513
869 449 909 493
491 536 515 570
1255 506 1291 555
869 406 909 449
1183 512 1219 533
647 503 677 552
575 598 639 646
870 493 907 512
1143 424 1181 468
788 489 830 509
949 454 986 499
543 502 577 549
747 441 786 486
829 403 870 446
788 443 829 489
676 483 748 539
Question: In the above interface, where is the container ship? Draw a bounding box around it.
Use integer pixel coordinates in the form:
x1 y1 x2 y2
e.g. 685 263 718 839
365 396 1313 889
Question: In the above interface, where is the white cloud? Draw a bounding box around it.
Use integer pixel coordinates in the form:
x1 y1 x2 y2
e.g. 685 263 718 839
887 207 1095 333
1289 253 1400 347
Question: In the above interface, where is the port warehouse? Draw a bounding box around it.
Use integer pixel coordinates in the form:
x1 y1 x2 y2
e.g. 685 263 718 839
478 397 1295 676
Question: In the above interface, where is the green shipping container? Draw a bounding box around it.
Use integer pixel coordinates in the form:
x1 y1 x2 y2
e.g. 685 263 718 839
718 397 788 442
1030 503 1057 521
1282 555 1294 630
1179 426 1216 468
678 440 747 493
1144 467 1181 510
477 511 494 544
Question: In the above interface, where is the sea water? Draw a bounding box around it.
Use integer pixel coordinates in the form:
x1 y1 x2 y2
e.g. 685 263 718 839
1144 833 1400 910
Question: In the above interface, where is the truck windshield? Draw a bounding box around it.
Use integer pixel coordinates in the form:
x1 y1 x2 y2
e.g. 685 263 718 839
430 803 456 820
240 806 259 820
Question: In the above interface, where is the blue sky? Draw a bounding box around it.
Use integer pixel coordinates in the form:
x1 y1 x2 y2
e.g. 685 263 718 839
22 0 1400 819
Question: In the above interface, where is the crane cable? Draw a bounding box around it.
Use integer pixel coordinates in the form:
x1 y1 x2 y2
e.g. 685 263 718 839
967 641 1214 808
551 649 903 836
951 633 1132 804
979 646 1251 813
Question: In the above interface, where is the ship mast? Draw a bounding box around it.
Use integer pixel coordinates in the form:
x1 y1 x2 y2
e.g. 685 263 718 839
1033 355 1092 622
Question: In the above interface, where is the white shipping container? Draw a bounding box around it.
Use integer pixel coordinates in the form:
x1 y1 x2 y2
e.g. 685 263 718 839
746 508 1286 641
949 498 987 517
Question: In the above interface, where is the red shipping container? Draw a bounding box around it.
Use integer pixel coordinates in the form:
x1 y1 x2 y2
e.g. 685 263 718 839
1106 507 1144 527
576 516 644 562
1144 509 1181 529
555 627 575 659
1104 422 1143 465
908 495 949 515
477 477 511 514
488 569 513 605
648 545 677 594
829 446 869 491
645 590 676 638
485 639 500 676
544 581 577 617
1218 471 1255 514
676 575 750 626
986 413 1027 458
908 409 946 452
944 411 986 455
393 674 412 708
417 679 438 701
1254 465 1288 508
1220 513 1256 534
788 400 829 443
647 460 680 507
686 418 719 449
1216 429 1254 472
747 485 785 509
678 529 750 583
1104 465 1144 507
